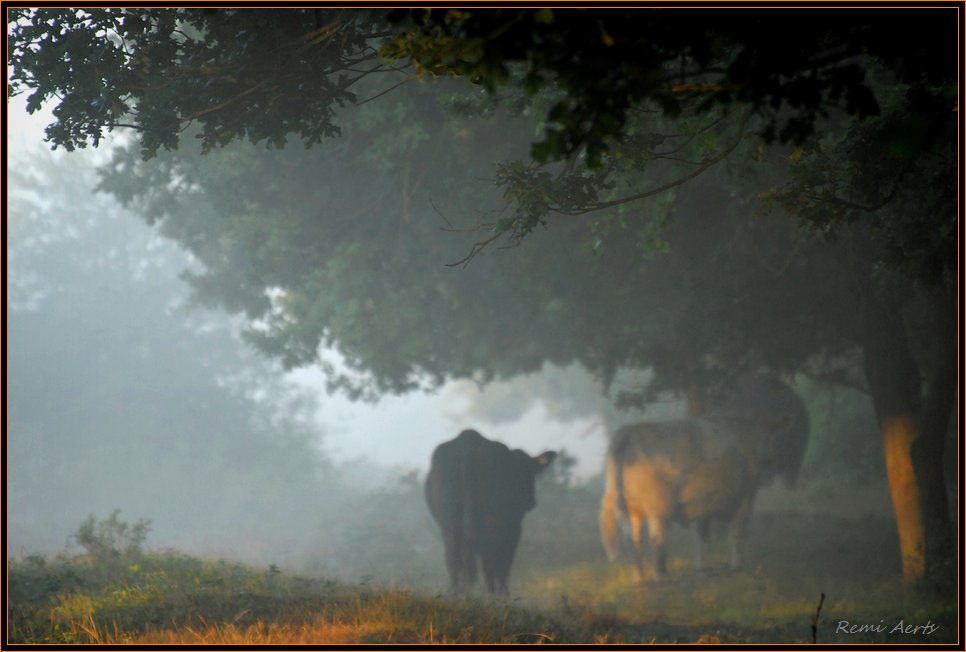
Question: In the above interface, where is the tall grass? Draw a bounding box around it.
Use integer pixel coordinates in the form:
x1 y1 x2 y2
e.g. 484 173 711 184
513 506 958 644
8 550 599 644
8 483 958 644
10 542 954 645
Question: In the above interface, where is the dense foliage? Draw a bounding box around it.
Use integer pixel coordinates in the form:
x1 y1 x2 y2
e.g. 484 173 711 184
7 7 959 584
8 7 955 390
8 9 391 157
384 9 954 163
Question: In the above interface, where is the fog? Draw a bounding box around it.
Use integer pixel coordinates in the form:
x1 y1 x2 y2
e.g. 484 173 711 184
5 27 957 633
6 96 618 578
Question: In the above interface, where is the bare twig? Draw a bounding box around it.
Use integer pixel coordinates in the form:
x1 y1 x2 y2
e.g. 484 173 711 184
645 109 737 158
434 198 510 234
443 109 752 266
554 109 753 215
811 592 826 644
177 80 268 122
671 82 728 94
803 179 904 214
296 20 343 53
445 230 507 268
355 77 416 106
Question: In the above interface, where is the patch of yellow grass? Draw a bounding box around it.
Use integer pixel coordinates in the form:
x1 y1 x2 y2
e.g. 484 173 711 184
110 615 427 645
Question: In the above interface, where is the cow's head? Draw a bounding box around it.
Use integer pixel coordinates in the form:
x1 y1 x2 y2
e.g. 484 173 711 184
497 448 556 515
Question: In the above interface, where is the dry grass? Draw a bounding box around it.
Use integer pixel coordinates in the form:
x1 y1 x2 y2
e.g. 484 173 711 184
115 618 422 645
9 503 957 645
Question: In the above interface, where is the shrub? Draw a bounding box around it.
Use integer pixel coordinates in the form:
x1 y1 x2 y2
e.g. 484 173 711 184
72 509 151 565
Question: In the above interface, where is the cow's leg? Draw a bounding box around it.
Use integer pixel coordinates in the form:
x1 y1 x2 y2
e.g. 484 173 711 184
646 515 668 580
480 523 519 597
626 512 647 583
484 572 496 595
437 510 476 592
728 494 755 570
457 512 480 591
482 565 509 597
694 519 711 572
441 529 465 592
481 555 508 596
460 547 478 590
599 456 623 562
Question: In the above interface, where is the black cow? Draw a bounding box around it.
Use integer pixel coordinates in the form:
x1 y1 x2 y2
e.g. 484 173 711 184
425 429 556 595
707 372 810 487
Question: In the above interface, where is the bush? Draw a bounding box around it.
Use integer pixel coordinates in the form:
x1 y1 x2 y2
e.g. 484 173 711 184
72 509 151 569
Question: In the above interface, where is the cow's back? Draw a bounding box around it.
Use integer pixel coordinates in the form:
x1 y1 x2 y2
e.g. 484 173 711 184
610 420 706 468
609 420 706 522
425 429 486 522
609 419 756 523
603 416 784 579
707 373 810 486
426 429 536 524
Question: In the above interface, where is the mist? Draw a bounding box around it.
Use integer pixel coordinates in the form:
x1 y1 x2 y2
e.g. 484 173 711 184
6 86 939 584
5 9 959 643
6 97 613 580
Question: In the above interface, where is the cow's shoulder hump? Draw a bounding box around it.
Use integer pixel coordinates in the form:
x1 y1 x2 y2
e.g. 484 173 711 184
610 420 705 463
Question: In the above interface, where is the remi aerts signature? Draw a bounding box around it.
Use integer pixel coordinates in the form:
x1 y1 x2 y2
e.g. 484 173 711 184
835 620 941 636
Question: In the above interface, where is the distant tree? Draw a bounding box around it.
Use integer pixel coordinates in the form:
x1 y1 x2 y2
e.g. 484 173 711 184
7 147 342 557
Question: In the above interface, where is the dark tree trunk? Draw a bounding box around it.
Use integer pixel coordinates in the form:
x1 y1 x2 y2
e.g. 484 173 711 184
860 286 955 586
912 282 957 583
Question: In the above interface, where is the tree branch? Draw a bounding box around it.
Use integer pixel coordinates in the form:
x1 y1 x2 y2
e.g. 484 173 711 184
554 109 752 215
355 76 416 106
444 229 508 268
804 174 905 214
176 80 268 122
445 109 754 266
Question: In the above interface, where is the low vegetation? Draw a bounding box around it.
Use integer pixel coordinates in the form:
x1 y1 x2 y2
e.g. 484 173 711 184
8 496 957 644
8 543 589 644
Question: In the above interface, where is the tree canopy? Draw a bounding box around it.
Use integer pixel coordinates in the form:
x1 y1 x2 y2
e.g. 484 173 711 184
10 8 954 158
9 7 956 269
7 6 959 584
384 8 954 160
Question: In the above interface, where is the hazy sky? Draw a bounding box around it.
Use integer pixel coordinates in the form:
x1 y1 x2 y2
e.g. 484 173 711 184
8 95 610 481
301 364 608 479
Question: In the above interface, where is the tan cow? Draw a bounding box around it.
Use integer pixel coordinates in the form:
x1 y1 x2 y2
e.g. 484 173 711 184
600 416 789 582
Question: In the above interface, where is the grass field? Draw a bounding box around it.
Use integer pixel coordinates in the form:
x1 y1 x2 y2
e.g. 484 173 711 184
513 511 958 644
7 488 959 645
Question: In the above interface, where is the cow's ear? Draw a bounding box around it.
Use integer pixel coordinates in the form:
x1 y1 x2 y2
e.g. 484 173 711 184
534 451 557 471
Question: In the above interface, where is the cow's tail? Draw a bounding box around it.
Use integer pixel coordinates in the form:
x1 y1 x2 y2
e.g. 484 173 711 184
600 441 625 563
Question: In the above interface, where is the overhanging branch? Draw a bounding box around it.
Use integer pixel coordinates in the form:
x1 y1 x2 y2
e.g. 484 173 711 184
554 109 753 216
445 109 754 267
